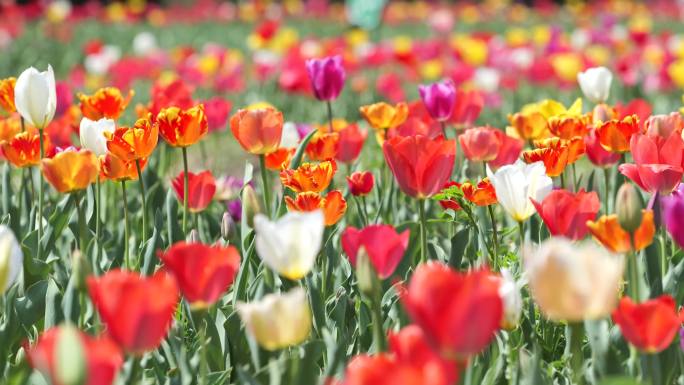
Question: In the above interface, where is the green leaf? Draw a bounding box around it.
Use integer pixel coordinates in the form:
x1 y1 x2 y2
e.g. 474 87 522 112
290 129 317 170
14 280 47 327
164 188 182 247
597 377 641 385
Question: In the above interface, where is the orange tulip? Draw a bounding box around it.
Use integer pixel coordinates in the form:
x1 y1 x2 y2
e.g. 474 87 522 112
0 115 21 142
522 137 584 177
306 130 339 161
359 102 408 130
280 160 336 193
41 148 99 193
100 153 145 181
1 132 49 168
460 178 498 206
547 114 590 139
78 87 134 121
230 108 283 155
264 148 294 170
157 104 208 147
586 210 655 253
507 111 548 140
105 117 158 161
285 190 347 226
0 77 16 113
595 115 640 153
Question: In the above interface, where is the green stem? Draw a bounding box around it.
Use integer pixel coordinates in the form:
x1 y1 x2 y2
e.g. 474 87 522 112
182 147 189 235
627 250 640 301
128 356 142 384
566 322 585 385
518 220 525 251
95 175 101 260
75 191 87 252
604 167 611 214
560 172 567 190
121 181 130 269
370 275 386 352
135 159 147 242
326 100 334 133
488 204 499 270
259 154 272 218
572 163 578 192
37 128 44 258
199 317 208 385
418 199 428 264
440 121 447 137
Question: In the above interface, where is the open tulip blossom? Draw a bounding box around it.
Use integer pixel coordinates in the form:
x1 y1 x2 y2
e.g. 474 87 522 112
6 3 684 385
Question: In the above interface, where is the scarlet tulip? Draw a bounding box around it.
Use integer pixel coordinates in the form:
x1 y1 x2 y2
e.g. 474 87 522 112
448 89 483 127
157 104 209 147
347 171 374 196
459 178 498 206
105 117 158 161
159 242 240 308
280 160 336 193
172 170 217 212
531 189 600 240
459 126 501 162
230 107 283 155
305 129 339 161
264 147 294 170
489 130 524 170
285 190 347 226
401 262 503 358
87 269 179 354
41 148 99 193
1 131 49 168
336 123 367 163
619 132 684 194
383 135 456 199
78 87 133 121
341 224 410 279
202 97 231 132
612 295 683 353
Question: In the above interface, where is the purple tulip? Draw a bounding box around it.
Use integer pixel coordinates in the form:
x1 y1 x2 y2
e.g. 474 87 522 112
305 55 346 101
418 79 456 122
227 199 242 222
662 184 684 247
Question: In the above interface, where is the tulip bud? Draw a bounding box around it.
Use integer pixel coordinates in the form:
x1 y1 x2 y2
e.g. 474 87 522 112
241 185 261 228
577 66 612 104
55 325 87 385
592 103 614 125
188 229 200 243
221 212 234 241
616 183 643 234
71 250 90 292
0 225 22 294
355 247 376 296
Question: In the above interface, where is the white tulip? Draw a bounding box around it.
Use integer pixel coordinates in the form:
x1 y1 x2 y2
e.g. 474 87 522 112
487 160 553 222
14 65 56 130
524 237 624 322
577 66 613 104
254 210 324 280
473 67 500 93
133 32 157 56
0 225 23 293
280 122 301 149
79 118 115 156
498 269 523 329
237 287 312 351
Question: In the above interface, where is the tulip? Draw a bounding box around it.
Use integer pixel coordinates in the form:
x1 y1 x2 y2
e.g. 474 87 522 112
547 115 589 140
335 123 367 163
241 185 261 227
1 131 49 168
253 210 324 280
616 183 644 233
522 137 584 177
27 326 123 385
487 160 553 222
0 77 16 113
584 128 620 167
438 181 462 211
14 65 56 130
87 269 179 354
644 112 684 138
202 97 231 132
524 237 624 321
418 79 456 122
305 129 339 161
0 225 22 294
99 153 144 182
341 224 410 279
230 107 283 155
264 148 294 170
612 295 683 353
347 171 374 197
280 159 336 193
577 66 612 104
359 102 408 131
383 134 456 199
237 287 312 351
489 130 524 170
78 87 133 121
157 104 208 147
401 262 503 358
459 178 498 206
172 170 217 213
495 269 523 330
305 55 346 101
79 117 115 156
41 148 99 193
284 190 347 226
660 185 684 248
531 189 600 240
619 132 684 194
448 89 483 127
458 126 501 162
105 117 158 162
595 115 640 153
0 115 21 143
586 210 655 253
159 241 240 308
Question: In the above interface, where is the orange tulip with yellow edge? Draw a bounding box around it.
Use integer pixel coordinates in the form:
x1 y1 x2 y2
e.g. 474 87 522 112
359 102 408 131
280 160 336 193
41 149 99 193
507 111 548 141
78 87 134 121
100 153 146 181
1 131 49 168
285 190 347 226
105 117 158 162
595 115 640 153
306 129 339 161
157 104 208 147
523 137 585 177
586 210 655 253
460 178 498 206
0 77 16 113
230 107 283 155
264 148 294 170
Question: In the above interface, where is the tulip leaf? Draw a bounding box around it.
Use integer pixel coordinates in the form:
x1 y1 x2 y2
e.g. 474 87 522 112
597 377 641 385
289 129 317 170
40 195 74 257
141 219 162 276
165 187 182 246
44 278 63 330
14 279 47 327
449 227 470 269
643 240 663 297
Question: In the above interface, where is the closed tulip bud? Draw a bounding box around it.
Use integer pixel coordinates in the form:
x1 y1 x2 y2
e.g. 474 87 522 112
354 248 376 296
14 65 57 130
577 66 612 104
616 183 643 234
54 325 87 385
241 185 261 228
0 225 22 294
71 250 90 291
592 103 614 125
221 212 234 241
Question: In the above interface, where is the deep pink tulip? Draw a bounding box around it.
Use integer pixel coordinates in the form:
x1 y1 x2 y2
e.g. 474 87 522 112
418 79 456 122
306 55 346 101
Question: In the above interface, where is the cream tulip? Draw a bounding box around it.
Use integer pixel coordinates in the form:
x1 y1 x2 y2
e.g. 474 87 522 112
524 237 624 322
498 269 523 330
253 210 324 280
0 225 23 293
79 117 115 157
487 160 553 222
14 65 57 129
236 287 312 351
577 66 612 104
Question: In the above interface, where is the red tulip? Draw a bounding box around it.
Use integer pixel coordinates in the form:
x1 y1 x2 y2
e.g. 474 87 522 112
459 126 501 162
335 123 367 163
347 171 374 197
584 128 620 167
203 97 232 132
488 130 524 170
159 242 240 308
401 262 502 358
612 295 683 353
619 132 684 194
383 135 456 199
448 89 483 127
172 170 217 212
341 224 410 279
87 269 179 354
27 327 123 385
531 189 600 240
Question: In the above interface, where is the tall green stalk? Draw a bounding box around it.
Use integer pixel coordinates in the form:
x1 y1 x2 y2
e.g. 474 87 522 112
95 175 101 260
259 155 272 218
121 181 130 269
182 147 189 234
37 128 45 258
326 100 334 133
135 159 147 242
418 199 428 264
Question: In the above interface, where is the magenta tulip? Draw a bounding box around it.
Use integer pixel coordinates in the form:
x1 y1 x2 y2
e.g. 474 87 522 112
305 55 346 101
418 79 456 122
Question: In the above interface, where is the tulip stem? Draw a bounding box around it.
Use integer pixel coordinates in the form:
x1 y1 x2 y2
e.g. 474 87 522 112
326 100 334 133
37 128 44 258
75 191 87 253
369 275 386 352
135 159 147 242
440 121 447 137
418 199 428 264
259 155 272 218
182 147 189 235
565 322 585 385
199 317 209 385
95 175 101 260
121 181 130 270
518 221 525 252
488 204 499 270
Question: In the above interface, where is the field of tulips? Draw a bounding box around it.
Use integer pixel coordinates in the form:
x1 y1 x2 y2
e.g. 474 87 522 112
6 0 684 384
